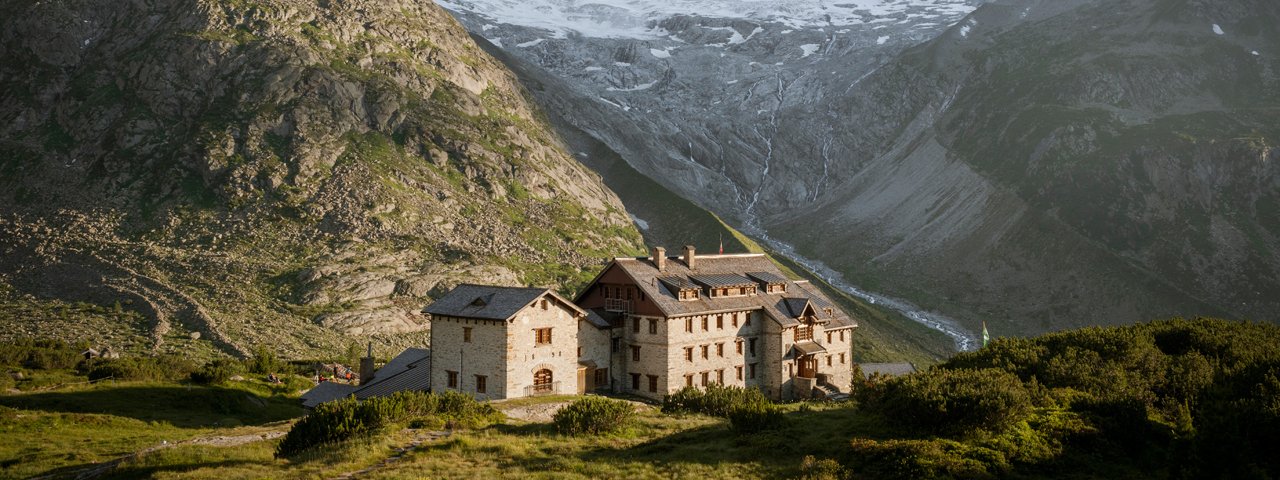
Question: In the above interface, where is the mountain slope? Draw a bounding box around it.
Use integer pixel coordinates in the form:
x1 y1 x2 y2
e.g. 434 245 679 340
440 0 1279 338
0 0 643 357
773 0 1280 335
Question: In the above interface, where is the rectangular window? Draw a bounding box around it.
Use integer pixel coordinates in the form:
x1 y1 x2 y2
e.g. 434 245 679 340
475 375 487 393
648 374 658 392
749 338 757 356
611 337 619 353
578 346 582 357
840 331 845 342
745 313 751 326
631 373 640 390
789 363 794 377
827 332 832 343
749 363 757 379
840 353 846 364
685 318 693 333
716 314 723 329
701 345 709 359
716 369 724 385
732 312 739 327
631 345 641 362
446 370 458 388
701 371 709 386
594 368 608 387
648 319 657 335
541 299 549 310
716 342 724 357
701 317 708 331
736 365 743 380
827 356 833 367
535 327 552 345
685 374 694 387
736 340 743 355
463 327 472 343
633 318 640 333
627 287 633 300
685 347 694 362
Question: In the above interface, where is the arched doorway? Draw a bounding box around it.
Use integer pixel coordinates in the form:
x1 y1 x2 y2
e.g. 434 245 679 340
533 368 553 394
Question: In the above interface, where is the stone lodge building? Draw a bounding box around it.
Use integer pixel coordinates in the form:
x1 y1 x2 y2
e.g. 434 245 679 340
419 246 858 402
422 284 610 400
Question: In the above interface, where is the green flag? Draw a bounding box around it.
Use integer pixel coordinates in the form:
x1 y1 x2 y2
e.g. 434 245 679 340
982 321 990 348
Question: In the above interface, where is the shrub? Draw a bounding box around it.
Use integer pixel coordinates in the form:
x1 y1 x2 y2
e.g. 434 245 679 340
245 346 290 375
661 384 771 417
553 397 635 435
275 390 502 458
867 368 1032 436
0 339 85 370
81 355 197 382
727 400 786 434
799 455 848 480
190 359 243 385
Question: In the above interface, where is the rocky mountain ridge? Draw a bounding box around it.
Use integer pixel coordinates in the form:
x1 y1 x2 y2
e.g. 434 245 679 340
0 0 643 357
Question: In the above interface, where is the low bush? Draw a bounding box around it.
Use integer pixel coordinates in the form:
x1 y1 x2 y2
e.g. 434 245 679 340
866 368 1032 436
727 400 786 434
661 384 771 417
81 355 196 382
245 346 290 375
553 397 635 435
662 384 786 434
190 359 243 385
0 339 85 370
275 390 502 458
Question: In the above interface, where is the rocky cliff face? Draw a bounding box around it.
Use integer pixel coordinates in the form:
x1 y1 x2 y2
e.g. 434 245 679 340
0 0 643 357
440 0 1279 336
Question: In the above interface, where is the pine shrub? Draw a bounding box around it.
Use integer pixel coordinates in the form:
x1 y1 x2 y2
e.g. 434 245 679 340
190 359 243 385
275 390 502 458
553 397 635 435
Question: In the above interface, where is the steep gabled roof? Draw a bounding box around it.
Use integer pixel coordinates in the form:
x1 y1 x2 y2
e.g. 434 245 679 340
422 284 585 321
601 253 855 329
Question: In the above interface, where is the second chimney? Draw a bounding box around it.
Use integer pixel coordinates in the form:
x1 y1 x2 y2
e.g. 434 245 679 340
683 245 696 270
651 246 666 271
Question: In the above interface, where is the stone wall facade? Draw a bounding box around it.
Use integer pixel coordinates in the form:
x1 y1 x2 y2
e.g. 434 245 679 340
429 293 580 400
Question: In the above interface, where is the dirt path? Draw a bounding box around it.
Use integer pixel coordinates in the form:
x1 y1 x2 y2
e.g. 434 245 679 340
30 429 287 480
496 401 575 422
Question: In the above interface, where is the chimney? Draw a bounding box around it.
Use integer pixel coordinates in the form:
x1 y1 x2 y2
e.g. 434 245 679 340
651 246 666 271
683 245 696 270
359 342 377 386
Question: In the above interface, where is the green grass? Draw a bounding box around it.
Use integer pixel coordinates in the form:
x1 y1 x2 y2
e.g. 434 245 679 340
0 379 304 479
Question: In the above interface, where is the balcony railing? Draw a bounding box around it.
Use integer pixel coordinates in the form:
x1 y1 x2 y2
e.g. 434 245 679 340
525 381 561 396
604 298 632 313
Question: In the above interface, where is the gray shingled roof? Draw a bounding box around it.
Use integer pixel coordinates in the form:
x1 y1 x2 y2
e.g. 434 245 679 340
300 381 357 408
791 340 828 357
746 271 787 284
859 363 918 379
782 298 814 317
422 284 585 321
583 309 613 329
353 348 430 399
690 273 755 288
657 276 697 291
595 254 856 330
